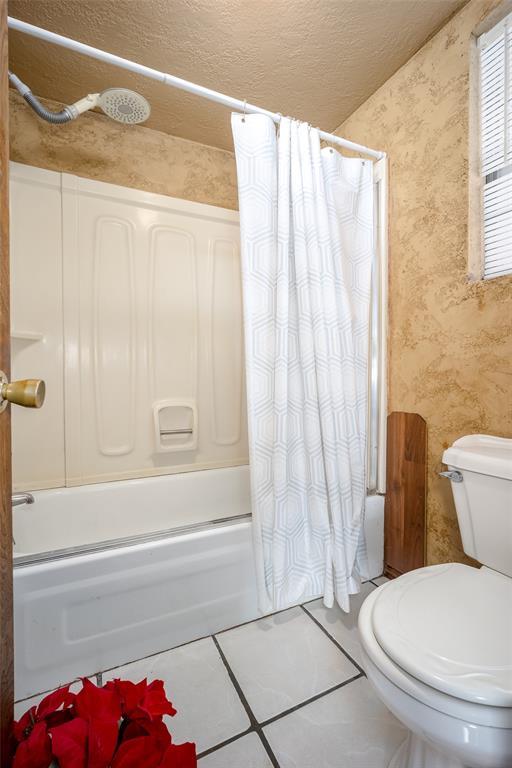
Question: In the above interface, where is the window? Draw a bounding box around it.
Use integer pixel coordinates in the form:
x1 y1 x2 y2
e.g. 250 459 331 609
478 13 512 279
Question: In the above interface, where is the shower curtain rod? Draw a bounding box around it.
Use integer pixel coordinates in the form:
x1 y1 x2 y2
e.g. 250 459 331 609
8 16 385 161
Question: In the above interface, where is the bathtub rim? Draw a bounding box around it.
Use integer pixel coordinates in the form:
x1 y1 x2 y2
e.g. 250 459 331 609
14 492 384 575
14 513 252 568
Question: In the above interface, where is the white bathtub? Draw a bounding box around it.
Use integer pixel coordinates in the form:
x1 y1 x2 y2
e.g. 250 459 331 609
14 466 384 700
13 465 251 558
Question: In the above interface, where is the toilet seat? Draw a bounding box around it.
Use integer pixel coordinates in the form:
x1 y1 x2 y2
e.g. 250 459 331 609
371 563 512 707
359 581 512 730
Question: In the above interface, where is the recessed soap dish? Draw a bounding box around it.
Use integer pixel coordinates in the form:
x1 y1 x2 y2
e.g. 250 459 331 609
153 400 197 453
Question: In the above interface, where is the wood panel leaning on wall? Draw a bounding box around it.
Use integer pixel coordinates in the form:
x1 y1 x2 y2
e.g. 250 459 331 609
0 0 14 764
384 412 427 578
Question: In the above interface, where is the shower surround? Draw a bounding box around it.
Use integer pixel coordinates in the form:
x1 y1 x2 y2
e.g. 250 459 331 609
10 162 246 489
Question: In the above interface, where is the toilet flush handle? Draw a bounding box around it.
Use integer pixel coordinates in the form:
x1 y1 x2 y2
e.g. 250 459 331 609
439 470 463 483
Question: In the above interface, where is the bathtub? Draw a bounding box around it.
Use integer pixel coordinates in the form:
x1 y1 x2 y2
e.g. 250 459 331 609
14 466 384 700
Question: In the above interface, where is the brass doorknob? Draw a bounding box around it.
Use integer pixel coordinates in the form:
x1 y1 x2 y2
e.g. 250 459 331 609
0 371 45 410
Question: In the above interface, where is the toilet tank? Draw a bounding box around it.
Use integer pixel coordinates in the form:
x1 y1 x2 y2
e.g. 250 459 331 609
442 435 512 577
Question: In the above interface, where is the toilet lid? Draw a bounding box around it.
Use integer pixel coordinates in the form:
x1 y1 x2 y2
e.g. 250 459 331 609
372 563 512 707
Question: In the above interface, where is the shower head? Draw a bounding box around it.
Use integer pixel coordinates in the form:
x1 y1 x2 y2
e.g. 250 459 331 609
8 70 151 126
97 88 151 124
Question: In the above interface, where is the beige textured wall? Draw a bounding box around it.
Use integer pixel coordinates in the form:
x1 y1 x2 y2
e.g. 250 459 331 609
9 89 238 209
337 0 512 566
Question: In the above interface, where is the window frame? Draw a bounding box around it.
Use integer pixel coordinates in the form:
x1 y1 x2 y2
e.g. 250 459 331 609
469 2 512 281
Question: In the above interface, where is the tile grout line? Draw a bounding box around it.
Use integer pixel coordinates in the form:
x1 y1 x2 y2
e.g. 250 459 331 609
213 605 298 638
196 726 254 760
90 630 216 680
78 596 337 692
77 604 300 687
258 672 364 728
15 675 98 708
299 604 366 676
208 615 365 762
196 671 364 762
210 634 281 768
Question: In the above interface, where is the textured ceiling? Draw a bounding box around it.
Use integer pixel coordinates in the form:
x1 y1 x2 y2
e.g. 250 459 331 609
7 0 468 151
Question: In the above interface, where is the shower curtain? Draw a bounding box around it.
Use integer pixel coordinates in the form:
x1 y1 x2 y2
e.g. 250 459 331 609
231 113 374 613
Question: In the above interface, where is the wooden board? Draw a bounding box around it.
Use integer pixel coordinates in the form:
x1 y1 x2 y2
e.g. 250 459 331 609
0 0 13 762
384 412 426 578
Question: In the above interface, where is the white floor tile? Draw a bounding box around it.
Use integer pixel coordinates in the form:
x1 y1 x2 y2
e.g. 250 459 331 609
103 637 250 753
263 677 407 768
372 576 389 586
304 581 375 665
216 607 358 722
199 733 273 767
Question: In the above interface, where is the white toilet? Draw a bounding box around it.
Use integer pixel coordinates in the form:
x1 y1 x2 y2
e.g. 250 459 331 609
358 435 512 768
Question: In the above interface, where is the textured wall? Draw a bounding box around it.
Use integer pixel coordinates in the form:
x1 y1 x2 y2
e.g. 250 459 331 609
337 0 512 566
9 89 238 209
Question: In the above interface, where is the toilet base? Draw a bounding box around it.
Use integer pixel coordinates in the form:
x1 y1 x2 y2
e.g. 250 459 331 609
389 733 467 768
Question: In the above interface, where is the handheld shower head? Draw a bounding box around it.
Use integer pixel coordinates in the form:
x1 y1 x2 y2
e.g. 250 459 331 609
97 88 151 124
8 71 151 126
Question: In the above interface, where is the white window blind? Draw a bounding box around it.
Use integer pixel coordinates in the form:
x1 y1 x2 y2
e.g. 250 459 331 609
479 13 512 279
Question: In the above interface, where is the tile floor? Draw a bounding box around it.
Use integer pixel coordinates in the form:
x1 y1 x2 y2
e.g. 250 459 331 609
15 576 408 767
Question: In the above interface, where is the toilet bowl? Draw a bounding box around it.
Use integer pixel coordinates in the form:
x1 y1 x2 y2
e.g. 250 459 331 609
358 435 512 768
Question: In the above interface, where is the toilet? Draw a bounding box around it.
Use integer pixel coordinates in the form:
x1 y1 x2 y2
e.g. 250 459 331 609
358 435 512 768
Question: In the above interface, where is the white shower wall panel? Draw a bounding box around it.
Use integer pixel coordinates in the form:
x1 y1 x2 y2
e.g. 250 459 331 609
64 175 247 485
10 163 248 489
10 165 66 491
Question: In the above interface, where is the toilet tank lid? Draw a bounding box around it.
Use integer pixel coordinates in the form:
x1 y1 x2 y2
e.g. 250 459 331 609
443 434 512 480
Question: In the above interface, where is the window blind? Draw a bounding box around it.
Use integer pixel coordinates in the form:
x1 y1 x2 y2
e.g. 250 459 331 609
479 13 512 279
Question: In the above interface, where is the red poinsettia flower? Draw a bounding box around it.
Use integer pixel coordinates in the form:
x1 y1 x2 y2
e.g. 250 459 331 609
50 717 88 768
12 721 52 768
111 736 163 768
159 742 197 768
14 685 75 744
121 716 172 751
104 679 176 721
74 678 121 724
71 678 121 768
12 677 196 768
36 687 76 721
13 685 76 768
111 735 196 768
12 707 38 745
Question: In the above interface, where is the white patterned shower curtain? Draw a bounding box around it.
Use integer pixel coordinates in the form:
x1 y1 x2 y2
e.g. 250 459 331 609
231 113 374 613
